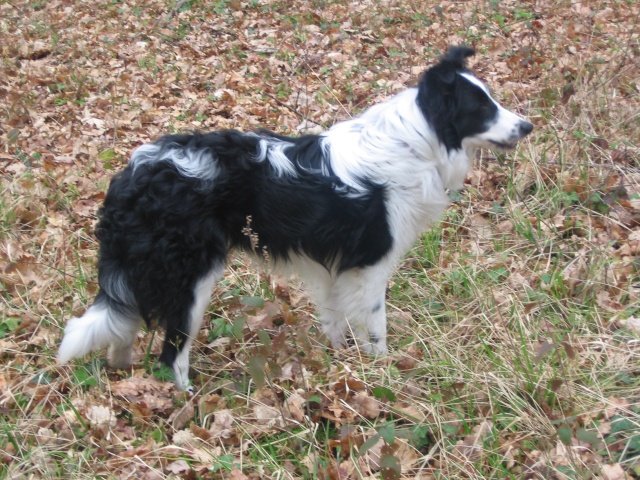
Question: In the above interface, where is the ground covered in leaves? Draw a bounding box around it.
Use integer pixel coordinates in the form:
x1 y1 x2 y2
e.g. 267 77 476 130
1 0 640 478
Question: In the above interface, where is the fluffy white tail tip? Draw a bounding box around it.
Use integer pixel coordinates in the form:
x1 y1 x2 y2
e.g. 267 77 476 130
57 303 111 365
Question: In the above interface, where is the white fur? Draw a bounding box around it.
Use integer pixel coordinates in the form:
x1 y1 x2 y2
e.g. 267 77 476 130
478 105 530 148
131 143 220 181
255 137 298 177
260 255 392 353
322 89 463 260
57 302 142 369
172 266 223 391
58 267 222 390
315 264 391 353
100 269 134 305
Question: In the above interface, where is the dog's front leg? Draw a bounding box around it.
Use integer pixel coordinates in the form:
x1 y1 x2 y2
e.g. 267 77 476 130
321 267 390 354
362 298 387 354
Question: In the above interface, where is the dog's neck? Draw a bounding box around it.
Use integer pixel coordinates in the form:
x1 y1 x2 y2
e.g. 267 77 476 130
323 88 473 193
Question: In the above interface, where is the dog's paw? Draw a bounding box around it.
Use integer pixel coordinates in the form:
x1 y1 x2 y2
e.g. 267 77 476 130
108 359 133 371
173 377 195 393
364 344 388 355
360 336 388 355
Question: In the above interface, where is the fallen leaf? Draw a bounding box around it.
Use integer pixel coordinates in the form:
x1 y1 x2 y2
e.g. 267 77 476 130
210 409 235 439
620 317 640 334
601 463 629 480
284 392 306 422
166 459 191 474
349 392 381 419
169 401 195 430
228 467 249 480
86 405 116 427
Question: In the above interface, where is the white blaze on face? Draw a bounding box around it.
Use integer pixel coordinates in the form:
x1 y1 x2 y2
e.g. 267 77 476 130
459 73 532 149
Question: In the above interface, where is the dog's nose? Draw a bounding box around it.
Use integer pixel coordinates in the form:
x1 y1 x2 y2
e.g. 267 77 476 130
519 121 533 137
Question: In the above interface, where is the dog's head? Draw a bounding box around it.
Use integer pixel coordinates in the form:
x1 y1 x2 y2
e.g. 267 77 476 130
417 46 533 152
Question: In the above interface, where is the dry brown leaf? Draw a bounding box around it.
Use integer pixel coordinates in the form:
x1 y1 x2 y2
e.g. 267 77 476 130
210 409 235 439
228 467 250 480
253 404 283 426
601 464 630 480
284 392 306 422
168 401 195 430
455 420 493 461
620 317 640 335
349 392 381 420
110 377 174 414
604 397 630 420
166 460 191 475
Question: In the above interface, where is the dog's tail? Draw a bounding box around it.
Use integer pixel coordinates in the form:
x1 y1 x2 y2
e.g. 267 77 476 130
57 291 139 365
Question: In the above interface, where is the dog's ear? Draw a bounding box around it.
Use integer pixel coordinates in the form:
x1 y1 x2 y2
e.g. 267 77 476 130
422 45 475 86
440 45 475 70
437 69 456 85
417 46 476 150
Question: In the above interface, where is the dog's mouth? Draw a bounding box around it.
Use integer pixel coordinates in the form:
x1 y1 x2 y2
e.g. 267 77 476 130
489 140 518 151
486 120 533 151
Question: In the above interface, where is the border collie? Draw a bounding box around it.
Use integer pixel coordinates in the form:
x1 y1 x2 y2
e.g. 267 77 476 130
58 46 532 390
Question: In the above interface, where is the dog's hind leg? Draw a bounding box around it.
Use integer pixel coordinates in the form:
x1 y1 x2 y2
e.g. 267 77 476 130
161 265 223 391
101 271 143 369
107 310 143 370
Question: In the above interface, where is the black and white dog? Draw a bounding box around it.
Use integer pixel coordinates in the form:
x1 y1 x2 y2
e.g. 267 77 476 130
58 46 532 390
